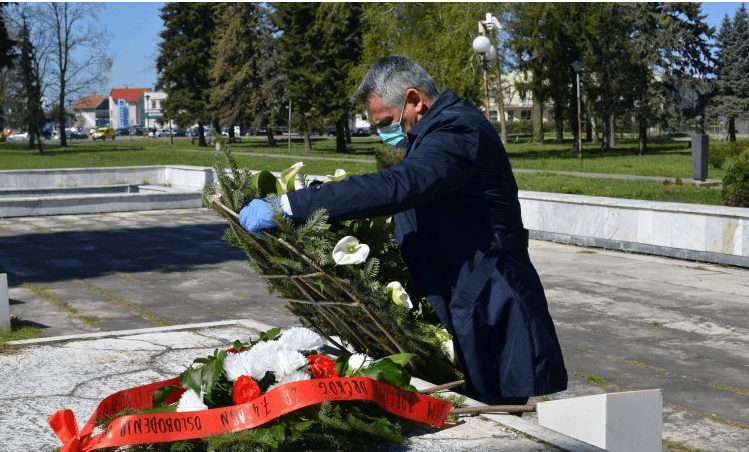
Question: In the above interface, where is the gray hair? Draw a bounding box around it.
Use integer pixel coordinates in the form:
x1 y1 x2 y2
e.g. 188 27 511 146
350 55 440 108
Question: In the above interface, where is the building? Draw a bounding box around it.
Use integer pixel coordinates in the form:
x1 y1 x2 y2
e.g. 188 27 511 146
73 95 109 130
109 87 148 130
487 70 553 123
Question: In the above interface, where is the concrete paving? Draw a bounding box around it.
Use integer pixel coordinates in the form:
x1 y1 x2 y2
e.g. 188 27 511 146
1 208 748 451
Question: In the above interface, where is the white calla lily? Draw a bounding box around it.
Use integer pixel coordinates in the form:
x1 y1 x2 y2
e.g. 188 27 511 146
386 282 413 309
324 169 348 182
332 236 370 265
280 162 304 193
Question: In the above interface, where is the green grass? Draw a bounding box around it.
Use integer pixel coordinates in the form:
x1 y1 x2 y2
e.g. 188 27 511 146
0 317 43 354
1 135 742 206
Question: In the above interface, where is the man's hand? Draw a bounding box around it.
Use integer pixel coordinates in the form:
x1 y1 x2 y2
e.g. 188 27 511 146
239 198 280 236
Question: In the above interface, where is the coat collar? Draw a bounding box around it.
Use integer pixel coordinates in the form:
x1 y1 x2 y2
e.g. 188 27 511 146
406 89 461 141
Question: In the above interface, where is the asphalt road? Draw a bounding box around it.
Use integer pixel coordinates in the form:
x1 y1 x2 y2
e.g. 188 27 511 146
2 208 747 451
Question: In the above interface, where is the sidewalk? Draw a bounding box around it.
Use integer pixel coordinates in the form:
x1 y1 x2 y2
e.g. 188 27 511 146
2 208 747 451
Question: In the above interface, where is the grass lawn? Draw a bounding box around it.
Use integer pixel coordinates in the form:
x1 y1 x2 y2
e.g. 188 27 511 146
1 134 741 207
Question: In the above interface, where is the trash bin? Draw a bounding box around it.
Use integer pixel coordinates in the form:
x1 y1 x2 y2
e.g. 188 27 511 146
691 134 709 181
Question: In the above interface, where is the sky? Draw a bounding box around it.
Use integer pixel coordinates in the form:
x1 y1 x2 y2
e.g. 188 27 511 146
97 1 745 91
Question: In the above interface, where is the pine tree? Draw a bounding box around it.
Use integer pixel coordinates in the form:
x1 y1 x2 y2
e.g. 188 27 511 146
272 2 363 153
707 4 749 142
156 2 216 147
18 19 45 153
209 3 263 141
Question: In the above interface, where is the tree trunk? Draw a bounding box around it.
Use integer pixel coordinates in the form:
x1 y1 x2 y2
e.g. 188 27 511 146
335 121 347 153
303 131 312 152
533 97 544 145
198 124 207 147
265 127 277 147
608 114 616 149
496 68 507 145
555 116 564 143
638 117 648 155
728 117 736 142
587 103 597 144
58 97 67 147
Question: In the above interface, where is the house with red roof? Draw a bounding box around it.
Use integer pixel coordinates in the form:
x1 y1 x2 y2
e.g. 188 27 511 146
73 94 109 130
109 87 148 130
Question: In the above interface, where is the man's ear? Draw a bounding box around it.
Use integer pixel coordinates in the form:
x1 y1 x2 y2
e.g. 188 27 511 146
405 88 428 115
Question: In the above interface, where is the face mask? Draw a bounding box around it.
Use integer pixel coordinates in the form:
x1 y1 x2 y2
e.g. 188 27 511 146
377 97 409 150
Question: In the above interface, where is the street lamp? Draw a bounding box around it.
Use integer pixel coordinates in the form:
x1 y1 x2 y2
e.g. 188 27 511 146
145 94 150 141
474 13 507 144
571 60 583 168
472 35 496 119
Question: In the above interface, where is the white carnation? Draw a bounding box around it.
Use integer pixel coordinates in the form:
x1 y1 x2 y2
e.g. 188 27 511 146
271 348 308 377
176 389 208 412
347 353 373 372
278 327 325 351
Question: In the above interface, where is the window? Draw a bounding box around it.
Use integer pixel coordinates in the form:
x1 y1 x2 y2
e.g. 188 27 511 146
520 110 531 120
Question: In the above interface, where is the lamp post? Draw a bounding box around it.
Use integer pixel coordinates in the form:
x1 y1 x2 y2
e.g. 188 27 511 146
475 13 507 144
571 60 583 168
145 94 150 142
472 35 496 119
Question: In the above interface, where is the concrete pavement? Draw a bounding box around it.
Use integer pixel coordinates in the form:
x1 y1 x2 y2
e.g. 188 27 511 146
2 208 748 451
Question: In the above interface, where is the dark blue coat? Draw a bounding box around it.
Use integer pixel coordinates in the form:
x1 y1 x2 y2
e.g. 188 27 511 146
287 89 567 403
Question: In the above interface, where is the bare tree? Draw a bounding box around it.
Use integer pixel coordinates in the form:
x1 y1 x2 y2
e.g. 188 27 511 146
40 2 112 147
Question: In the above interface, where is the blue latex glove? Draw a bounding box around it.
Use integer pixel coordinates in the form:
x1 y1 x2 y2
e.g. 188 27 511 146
239 198 281 236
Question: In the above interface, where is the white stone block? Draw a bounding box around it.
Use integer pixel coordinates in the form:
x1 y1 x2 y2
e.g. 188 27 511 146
537 389 662 452
1 274 9 330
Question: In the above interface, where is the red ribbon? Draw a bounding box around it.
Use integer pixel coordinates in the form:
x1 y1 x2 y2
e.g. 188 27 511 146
49 376 452 451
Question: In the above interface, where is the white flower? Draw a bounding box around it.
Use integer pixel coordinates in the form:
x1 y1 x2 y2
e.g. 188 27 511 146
224 340 283 381
176 388 208 412
278 327 325 351
333 236 370 265
270 348 308 377
386 282 413 309
325 169 348 182
267 370 311 391
347 353 373 372
281 162 304 193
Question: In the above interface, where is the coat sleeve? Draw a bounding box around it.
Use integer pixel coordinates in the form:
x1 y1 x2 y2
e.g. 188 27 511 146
286 113 481 223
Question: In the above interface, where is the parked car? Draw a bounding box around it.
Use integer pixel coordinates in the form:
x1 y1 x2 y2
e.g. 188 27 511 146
91 127 115 140
131 126 145 136
116 127 130 136
172 129 187 137
7 131 29 141
66 130 88 139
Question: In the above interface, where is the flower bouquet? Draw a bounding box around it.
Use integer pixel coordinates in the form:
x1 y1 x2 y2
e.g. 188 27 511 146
48 327 455 451
202 135 461 387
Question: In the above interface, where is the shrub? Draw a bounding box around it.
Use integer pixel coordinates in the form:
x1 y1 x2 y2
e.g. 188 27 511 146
710 141 747 170
373 144 405 170
722 150 749 207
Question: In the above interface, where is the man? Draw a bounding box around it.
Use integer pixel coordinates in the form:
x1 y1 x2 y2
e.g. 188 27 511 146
240 55 567 406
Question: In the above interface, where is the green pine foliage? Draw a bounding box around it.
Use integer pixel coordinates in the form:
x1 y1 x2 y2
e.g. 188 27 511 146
202 136 461 386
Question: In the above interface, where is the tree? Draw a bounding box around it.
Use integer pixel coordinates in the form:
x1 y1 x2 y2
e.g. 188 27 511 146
40 2 112 147
358 3 492 107
0 3 17 132
156 2 216 147
17 18 45 153
209 3 263 142
273 3 363 153
707 4 749 142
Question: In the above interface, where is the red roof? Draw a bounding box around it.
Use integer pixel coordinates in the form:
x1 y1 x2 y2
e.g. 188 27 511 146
110 87 148 103
74 95 107 109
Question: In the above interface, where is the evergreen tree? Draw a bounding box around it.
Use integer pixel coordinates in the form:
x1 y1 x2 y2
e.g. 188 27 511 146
18 18 44 153
209 3 263 142
156 2 216 147
273 2 363 152
0 3 17 132
707 4 749 141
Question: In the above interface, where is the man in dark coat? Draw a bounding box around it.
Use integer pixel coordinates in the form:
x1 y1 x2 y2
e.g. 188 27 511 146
240 55 567 406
